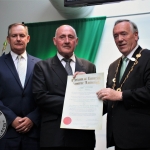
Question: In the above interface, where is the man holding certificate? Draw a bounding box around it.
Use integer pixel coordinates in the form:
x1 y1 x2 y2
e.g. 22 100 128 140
33 25 96 150
97 19 150 150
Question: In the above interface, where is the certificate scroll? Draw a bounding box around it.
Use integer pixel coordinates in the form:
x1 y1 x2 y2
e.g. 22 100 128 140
60 73 104 130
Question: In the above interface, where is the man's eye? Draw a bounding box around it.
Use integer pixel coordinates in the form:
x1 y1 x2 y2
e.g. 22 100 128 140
20 35 25 37
121 32 127 36
11 34 26 38
69 36 74 39
114 35 118 38
60 36 65 38
60 36 65 40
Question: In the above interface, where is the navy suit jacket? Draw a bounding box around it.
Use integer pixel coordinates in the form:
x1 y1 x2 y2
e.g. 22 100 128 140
33 55 96 147
104 46 150 149
0 52 40 138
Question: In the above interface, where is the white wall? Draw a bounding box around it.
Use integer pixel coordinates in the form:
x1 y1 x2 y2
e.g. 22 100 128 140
0 0 150 150
0 0 64 54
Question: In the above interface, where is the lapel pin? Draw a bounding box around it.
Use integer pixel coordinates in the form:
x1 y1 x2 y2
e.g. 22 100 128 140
130 57 135 61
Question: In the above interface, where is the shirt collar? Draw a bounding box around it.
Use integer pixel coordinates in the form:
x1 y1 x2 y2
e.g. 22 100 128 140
11 50 27 61
122 44 139 61
57 52 76 62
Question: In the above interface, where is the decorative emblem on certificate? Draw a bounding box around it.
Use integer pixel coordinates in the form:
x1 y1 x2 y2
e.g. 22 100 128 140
0 111 7 139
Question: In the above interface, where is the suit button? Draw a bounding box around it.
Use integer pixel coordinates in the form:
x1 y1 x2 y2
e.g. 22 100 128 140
112 105 114 108
22 94 25 97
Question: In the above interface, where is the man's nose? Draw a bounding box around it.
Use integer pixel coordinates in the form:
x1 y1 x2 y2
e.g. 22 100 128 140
64 37 69 43
16 36 21 40
118 35 123 41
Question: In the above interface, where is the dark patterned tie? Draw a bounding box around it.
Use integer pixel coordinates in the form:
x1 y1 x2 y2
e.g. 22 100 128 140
63 58 73 75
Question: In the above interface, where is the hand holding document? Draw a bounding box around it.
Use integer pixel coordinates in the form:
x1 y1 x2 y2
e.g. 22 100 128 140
60 73 104 130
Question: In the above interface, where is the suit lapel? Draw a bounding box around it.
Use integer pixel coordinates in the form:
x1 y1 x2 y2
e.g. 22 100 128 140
51 55 68 85
50 56 87 85
75 57 86 72
114 57 122 89
24 54 35 89
4 53 22 88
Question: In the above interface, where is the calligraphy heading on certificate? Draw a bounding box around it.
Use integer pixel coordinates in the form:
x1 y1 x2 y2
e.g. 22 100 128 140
72 76 101 85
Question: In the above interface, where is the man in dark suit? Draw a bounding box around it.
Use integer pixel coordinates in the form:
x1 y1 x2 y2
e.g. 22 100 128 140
97 19 150 150
33 25 96 150
0 23 40 150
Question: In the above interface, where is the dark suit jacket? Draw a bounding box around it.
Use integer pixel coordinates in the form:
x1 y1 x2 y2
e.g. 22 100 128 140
104 46 150 149
33 55 96 148
0 53 40 139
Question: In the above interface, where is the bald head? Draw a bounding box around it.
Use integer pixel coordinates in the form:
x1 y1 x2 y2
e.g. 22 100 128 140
55 25 77 38
53 25 78 58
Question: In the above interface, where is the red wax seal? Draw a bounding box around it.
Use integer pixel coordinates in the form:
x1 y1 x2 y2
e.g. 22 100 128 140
63 117 72 125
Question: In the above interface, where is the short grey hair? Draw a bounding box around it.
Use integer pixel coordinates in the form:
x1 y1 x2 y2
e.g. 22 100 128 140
8 23 29 36
114 19 138 33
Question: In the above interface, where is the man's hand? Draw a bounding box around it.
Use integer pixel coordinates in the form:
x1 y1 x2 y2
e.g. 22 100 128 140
12 117 22 128
15 117 33 133
96 88 122 101
73 71 86 78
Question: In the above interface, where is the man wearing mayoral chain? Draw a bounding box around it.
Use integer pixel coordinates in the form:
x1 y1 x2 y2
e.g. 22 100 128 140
97 19 150 150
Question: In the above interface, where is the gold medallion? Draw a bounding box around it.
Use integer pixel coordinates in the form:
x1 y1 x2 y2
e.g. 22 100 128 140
136 53 141 58
112 78 116 83
116 88 121 91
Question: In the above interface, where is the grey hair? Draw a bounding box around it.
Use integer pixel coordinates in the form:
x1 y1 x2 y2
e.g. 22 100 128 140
114 19 138 33
8 23 29 36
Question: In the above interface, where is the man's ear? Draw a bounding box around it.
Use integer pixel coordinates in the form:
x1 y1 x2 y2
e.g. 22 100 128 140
7 36 10 44
27 35 30 43
134 32 139 41
53 37 56 45
76 37 78 45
